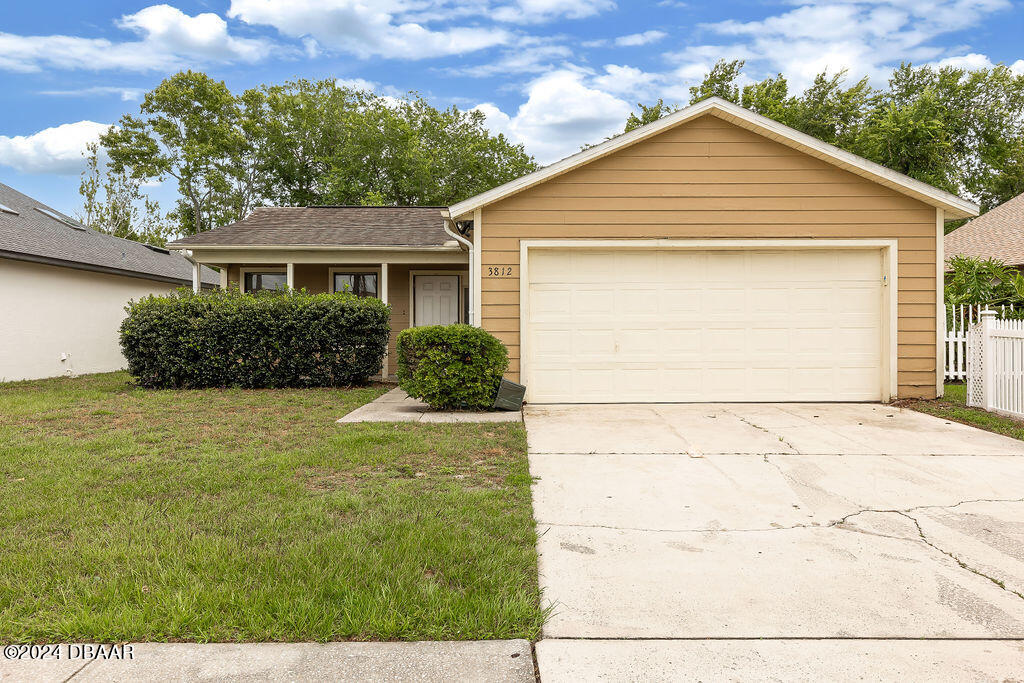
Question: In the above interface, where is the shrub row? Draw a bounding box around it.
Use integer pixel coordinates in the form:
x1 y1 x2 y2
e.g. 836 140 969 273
120 289 390 388
396 324 509 410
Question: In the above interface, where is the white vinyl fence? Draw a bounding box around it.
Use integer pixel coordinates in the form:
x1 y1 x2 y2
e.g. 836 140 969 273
945 303 1016 381
966 311 1024 419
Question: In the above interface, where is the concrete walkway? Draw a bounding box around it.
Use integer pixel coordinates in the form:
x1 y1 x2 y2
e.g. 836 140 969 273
527 403 1024 680
338 388 521 423
2 640 534 683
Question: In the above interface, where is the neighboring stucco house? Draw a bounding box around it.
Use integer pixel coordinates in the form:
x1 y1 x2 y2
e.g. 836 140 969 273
944 191 1024 268
0 182 217 382
169 97 978 403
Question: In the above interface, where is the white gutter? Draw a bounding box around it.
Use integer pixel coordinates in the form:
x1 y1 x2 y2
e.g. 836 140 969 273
442 210 475 326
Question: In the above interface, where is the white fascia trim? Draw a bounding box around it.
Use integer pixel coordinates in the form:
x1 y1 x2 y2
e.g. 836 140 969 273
167 244 461 252
936 207 945 397
449 97 979 220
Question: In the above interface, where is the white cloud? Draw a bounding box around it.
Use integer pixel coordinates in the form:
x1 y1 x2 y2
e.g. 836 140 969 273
615 30 667 47
680 0 1016 90
0 121 112 175
492 0 616 23
228 0 511 59
450 43 573 77
931 52 1024 74
474 69 632 163
0 4 273 73
592 64 663 98
335 78 380 92
37 86 146 101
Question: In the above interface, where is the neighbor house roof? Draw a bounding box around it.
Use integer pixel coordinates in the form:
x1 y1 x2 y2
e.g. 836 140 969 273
944 192 1024 267
0 182 217 286
167 206 456 249
448 96 980 220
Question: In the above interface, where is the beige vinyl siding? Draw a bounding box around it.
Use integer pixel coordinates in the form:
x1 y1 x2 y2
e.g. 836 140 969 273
479 112 938 398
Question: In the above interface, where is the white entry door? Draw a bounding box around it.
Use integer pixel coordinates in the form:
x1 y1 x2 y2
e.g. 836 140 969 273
524 248 886 403
414 275 460 326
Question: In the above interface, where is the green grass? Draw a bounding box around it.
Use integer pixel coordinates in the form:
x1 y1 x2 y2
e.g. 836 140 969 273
905 382 1024 440
0 372 544 643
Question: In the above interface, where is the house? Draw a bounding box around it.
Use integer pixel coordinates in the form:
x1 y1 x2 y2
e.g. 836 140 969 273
0 182 218 382
944 192 1024 268
168 97 978 403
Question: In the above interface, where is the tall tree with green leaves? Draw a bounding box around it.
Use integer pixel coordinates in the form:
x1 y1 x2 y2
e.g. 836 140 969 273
100 71 253 236
77 143 172 246
688 59 745 104
630 60 1024 213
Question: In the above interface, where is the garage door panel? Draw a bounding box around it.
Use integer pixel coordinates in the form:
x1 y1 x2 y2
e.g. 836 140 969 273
525 248 883 402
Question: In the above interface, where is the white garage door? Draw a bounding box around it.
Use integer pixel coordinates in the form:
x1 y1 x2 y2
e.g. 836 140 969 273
524 248 884 403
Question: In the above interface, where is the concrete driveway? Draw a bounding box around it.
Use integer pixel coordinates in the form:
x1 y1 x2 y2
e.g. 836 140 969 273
526 403 1024 680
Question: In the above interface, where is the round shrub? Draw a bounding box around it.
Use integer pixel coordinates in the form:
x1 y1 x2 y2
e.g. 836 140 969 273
120 288 390 388
396 324 509 410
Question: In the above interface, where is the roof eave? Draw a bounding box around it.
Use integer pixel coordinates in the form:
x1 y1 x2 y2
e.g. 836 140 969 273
167 244 462 251
448 96 979 220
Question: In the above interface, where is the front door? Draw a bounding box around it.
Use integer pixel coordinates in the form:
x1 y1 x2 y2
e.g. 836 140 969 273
414 275 460 326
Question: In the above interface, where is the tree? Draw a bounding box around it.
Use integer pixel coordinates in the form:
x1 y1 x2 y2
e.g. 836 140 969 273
945 255 1024 306
77 143 172 246
624 100 679 133
689 59 745 104
254 80 537 207
631 60 1024 211
100 71 252 237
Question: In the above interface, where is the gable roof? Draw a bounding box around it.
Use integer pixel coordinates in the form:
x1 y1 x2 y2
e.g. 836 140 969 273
168 206 456 249
448 96 979 220
944 192 1024 266
0 182 217 286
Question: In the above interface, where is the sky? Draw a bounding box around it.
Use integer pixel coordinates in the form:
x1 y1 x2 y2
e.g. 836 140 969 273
1 0 1022 218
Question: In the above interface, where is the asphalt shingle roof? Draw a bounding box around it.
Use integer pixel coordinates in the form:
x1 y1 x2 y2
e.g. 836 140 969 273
0 182 217 285
945 192 1024 266
167 206 453 248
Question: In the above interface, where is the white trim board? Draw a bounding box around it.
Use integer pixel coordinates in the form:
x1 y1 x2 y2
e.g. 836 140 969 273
450 97 978 220
518 238 899 403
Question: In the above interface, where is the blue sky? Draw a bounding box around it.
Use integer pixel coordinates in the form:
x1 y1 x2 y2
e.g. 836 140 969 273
2 0 1022 218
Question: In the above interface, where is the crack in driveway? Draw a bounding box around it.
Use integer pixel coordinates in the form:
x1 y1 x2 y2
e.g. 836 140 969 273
831 504 1024 602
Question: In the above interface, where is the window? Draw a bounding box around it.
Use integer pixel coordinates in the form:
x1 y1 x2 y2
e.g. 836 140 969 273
243 272 287 292
333 272 378 298
34 206 84 229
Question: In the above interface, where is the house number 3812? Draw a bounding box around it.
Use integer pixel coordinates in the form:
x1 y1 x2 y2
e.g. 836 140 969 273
487 266 514 277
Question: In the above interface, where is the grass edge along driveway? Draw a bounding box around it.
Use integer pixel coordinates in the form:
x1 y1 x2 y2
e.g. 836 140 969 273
0 372 544 643
903 383 1024 441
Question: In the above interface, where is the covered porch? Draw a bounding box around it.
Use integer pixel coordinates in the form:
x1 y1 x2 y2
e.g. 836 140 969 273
195 254 469 377
168 206 474 378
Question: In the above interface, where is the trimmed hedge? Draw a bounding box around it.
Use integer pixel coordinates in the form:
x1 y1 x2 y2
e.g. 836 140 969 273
120 288 390 388
396 324 509 410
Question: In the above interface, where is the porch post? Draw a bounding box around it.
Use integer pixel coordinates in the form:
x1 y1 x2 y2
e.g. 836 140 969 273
192 261 200 294
381 263 389 380
286 262 295 290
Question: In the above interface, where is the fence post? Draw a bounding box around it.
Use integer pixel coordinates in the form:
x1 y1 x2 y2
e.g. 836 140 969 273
982 309 997 412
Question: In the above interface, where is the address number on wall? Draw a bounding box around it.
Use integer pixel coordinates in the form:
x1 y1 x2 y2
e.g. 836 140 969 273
486 266 515 277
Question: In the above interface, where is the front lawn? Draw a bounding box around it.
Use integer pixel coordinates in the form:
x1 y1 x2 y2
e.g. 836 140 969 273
0 372 543 643
905 382 1024 440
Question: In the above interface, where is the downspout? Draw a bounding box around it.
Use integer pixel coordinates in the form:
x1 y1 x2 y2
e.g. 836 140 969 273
181 249 201 293
442 210 474 326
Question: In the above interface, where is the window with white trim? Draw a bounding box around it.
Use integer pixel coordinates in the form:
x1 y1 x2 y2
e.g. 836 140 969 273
332 272 378 298
243 272 287 292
